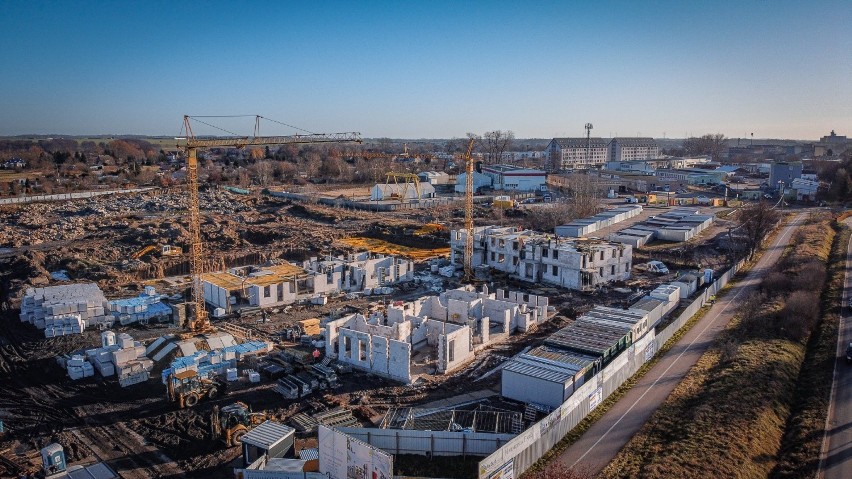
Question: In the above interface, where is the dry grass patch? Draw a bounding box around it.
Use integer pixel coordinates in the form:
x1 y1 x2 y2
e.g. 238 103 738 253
600 215 835 479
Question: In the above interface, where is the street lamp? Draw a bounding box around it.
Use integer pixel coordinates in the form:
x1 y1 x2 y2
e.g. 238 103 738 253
778 180 784 210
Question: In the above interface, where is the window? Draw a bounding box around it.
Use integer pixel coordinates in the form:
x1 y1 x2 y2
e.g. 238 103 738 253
600 251 604 260
264 285 271 298
552 265 558 276
490 252 496 261
553 249 559 260
448 340 455 362
512 241 519 250
359 340 366 361
619 249 623 258
498 254 505 263
611 265 616 275
599 267 603 276
612 250 616 258
543 248 549 258
582 255 587 268
277 284 284 301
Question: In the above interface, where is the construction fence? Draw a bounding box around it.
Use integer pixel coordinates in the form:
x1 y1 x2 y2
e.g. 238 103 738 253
337 427 516 457
0 187 155 205
477 258 746 479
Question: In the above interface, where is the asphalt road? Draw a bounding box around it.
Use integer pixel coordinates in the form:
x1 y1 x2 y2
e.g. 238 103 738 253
819 216 852 479
556 212 805 475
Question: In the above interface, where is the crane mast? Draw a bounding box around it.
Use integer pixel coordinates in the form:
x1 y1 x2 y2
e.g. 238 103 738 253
462 138 476 281
180 116 361 331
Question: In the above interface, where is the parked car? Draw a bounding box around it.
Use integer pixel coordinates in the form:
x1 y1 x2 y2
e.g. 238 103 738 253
846 342 852 364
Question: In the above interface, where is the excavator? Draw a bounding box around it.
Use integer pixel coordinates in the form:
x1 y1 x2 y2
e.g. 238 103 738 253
210 401 271 447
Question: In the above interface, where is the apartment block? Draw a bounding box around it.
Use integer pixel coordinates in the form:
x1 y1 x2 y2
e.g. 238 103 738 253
450 226 632 291
608 137 661 162
547 138 610 170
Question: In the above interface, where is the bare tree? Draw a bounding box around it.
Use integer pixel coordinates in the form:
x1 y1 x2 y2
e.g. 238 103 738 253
739 201 781 259
250 160 274 186
483 130 515 165
683 133 727 161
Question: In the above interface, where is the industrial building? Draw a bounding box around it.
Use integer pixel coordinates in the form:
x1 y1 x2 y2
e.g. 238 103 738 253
655 168 726 185
481 165 547 191
325 285 548 383
547 137 610 170
454 171 492 193
555 205 643 237
608 137 661 162
203 254 414 312
768 161 803 190
450 226 632 291
609 208 714 247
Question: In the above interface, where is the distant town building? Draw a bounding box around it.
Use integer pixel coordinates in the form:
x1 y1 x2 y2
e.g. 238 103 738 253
608 138 661 162
547 138 610 170
454 171 492 193
482 165 546 191
655 168 726 185
814 130 849 157
769 161 803 190
416 171 451 185
1 158 26 169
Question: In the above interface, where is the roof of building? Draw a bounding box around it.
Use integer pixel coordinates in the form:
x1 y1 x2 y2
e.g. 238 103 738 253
503 354 579 384
482 164 546 175
241 420 295 450
550 137 610 149
610 137 658 147
203 263 307 290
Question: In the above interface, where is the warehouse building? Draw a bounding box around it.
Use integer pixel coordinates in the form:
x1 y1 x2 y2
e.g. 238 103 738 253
501 346 598 408
609 208 714 247
481 165 547 191
555 205 643 237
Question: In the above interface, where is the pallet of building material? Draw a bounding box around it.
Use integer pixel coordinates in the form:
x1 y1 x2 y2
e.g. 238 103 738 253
273 377 301 399
312 408 359 428
118 370 149 387
289 412 318 433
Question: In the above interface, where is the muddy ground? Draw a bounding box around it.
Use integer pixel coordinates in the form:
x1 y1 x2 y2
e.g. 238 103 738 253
0 187 735 477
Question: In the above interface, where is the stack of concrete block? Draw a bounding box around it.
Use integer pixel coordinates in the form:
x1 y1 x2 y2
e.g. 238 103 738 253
66 355 95 380
20 283 112 334
107 290 172 326
44 314 84 338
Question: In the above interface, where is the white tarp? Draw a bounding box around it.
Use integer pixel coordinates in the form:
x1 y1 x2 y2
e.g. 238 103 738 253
318 425 393 479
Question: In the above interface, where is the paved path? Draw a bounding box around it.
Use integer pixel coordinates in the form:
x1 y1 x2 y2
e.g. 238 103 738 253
819 216 852 479
556 213 805 474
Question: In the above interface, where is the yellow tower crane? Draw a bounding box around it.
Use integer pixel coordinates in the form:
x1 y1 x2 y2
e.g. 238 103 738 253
179 115 361 331
462 137 476 281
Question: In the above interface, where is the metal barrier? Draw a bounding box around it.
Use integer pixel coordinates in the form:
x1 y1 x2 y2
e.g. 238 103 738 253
0 187 156 205
338 427 515 457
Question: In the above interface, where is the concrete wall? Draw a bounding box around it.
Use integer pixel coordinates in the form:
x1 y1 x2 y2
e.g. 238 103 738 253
440 327 473 374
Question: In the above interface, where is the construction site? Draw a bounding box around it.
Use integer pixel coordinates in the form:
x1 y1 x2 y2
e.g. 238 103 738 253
0 119 744 479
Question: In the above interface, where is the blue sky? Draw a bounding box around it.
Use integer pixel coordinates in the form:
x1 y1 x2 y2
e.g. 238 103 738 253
0 0 849 140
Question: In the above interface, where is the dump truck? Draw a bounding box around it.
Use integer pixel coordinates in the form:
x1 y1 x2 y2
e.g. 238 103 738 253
166 369 227 408
211 402 269 447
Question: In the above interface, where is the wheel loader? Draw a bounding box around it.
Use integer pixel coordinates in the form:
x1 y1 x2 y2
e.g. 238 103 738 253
210 401 269 447
166 369 227 408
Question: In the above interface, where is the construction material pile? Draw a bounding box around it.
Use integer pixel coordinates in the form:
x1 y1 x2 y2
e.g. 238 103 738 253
59 330 154 385
19 283 112 337
106 286 172 325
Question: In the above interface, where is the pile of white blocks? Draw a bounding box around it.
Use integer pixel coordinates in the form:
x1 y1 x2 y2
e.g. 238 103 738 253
20 283 113 337
73 331 154 386
66 354 95 380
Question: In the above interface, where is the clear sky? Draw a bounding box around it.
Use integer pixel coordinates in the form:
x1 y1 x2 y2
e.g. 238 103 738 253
0 0 849 140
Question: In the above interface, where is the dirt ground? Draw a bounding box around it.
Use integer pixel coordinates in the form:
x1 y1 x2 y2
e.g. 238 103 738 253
0 187 737 477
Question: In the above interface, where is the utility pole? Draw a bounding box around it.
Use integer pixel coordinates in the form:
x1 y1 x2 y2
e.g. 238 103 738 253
585 123 593 168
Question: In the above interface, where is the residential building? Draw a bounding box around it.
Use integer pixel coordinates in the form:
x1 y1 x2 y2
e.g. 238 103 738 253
608 138 660 162
789 178 820 201
768 161 803 190
547 138 610 170
450 226 632 291
325 285 548 383
202 254 413 312
481 165 546 191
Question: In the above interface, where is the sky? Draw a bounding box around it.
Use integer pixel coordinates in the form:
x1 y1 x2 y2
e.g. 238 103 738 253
0 0 850 140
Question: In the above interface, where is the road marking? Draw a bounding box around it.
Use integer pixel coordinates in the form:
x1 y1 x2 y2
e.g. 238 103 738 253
569 214 802 468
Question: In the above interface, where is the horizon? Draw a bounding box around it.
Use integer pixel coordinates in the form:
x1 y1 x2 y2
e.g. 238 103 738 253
1 1 850 139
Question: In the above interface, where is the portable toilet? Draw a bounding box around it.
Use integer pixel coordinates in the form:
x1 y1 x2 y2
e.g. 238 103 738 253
704 268 714 284
41 443 66 476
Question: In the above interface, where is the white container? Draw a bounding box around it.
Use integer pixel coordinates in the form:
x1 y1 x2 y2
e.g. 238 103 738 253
226 368 238 381
144 286 156 296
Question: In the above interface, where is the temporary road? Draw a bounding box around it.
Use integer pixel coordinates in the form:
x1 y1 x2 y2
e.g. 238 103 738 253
556 212 805 474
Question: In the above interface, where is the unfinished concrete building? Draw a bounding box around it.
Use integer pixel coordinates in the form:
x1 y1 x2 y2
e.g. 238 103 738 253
203 254 413 312
450 226 632 291
324 285 549 383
